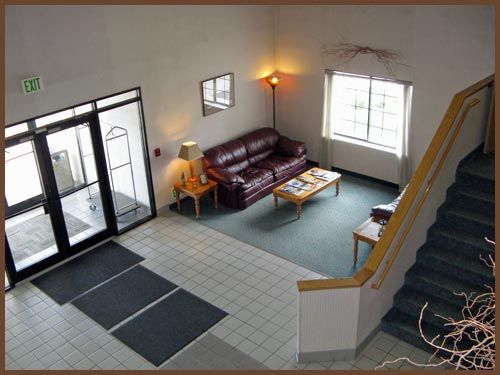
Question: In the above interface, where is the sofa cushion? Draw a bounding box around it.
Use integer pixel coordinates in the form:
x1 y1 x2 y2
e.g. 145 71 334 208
275 136 306 157
206 167 244 185
238 168 275 199
202 140 249 174
239 128 280 165
238 167 274 191
254 154 305 175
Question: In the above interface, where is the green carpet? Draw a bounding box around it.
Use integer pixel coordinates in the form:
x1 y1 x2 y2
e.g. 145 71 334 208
174 174 398 277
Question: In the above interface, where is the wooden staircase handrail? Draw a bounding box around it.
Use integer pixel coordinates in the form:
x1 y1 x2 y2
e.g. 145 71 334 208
297 74 494 293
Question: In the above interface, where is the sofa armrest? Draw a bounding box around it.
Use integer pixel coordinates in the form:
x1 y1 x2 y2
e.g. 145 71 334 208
207 168 245 185
275 136 306 157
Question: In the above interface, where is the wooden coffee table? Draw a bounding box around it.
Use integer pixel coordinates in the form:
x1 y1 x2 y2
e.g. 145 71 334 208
352 218 381 263
273 168 341 219
174 179 218 219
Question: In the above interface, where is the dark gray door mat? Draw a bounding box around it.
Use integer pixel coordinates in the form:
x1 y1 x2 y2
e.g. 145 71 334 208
71 265 177 329
31 241 144 304
112 289 228 366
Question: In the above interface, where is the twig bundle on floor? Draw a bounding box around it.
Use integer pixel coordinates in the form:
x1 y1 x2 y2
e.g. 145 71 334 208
377 238 495 370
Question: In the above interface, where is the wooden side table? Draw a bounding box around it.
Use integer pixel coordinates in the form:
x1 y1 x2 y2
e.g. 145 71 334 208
352 218 381 263
173 179 218 219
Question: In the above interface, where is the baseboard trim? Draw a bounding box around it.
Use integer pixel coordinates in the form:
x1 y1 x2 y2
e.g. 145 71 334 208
306 159 319 167
296 348 356 363
355 324 381 357
305 159 398 189
164 197 189 211
331 165 399 189
296 324 381 363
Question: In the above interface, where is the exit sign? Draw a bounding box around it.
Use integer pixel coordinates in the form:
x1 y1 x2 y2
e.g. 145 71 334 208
22 76 44 95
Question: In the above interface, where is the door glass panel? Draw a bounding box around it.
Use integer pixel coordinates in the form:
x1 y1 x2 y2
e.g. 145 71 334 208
60 182 107 246
77 124 98 184
99 102 152 230
47 126 86 193
5 207 59 271
5 141 43 207
46 124 108 247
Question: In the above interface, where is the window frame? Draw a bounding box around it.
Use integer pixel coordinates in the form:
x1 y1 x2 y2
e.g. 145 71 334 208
328 70 412 150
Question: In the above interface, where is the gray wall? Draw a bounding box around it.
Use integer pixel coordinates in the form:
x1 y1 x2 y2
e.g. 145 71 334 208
6 5 276 208
274 5 494 182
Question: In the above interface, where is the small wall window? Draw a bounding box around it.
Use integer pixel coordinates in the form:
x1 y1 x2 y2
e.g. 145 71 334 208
326 71 412 150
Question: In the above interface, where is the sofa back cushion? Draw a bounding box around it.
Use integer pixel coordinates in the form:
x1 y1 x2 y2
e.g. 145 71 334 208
202 139 250 174
238 127 280 165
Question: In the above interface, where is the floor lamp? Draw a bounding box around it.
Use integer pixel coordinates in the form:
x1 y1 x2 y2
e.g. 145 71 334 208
265 75 280 129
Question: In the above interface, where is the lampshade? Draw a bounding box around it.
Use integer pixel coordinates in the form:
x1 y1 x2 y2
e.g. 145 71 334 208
265 75 280 88
178 141 204 161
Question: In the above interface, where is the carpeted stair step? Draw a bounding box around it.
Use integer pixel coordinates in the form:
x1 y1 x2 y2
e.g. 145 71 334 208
383 148 494 351
404 265 488 308
455 152 494 194
415 243 494 288
381 308 472 355
392 286 462 333
446 183 494 218
436 203 494 240
427 223 495 260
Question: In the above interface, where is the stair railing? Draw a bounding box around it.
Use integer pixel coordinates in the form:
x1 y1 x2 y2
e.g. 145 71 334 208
297 74 494 293
371 98 480 289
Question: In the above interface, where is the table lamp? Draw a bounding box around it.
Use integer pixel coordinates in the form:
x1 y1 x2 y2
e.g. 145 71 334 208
178 141 204 187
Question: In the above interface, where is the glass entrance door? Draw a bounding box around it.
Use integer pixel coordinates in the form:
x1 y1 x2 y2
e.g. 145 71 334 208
5 137 61 272
4 114 114 281
45 120 112 247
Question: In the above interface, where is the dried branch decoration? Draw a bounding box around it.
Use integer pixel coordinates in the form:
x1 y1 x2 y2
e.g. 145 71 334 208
377 237 495 371
322 42 407 75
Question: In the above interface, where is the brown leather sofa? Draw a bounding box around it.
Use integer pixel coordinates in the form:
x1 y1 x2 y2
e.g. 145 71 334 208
202 127 307 209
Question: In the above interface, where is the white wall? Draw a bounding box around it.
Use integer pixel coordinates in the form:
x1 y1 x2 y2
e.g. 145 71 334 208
5 5 276 208
274 5 494 182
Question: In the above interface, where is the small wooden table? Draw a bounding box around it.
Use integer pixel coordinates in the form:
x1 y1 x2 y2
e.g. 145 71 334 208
273 168 341 219
174 179 218 219
352 218 381 263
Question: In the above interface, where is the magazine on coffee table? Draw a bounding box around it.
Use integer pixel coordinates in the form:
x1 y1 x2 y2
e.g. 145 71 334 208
280 185 302 195
296 174 316 184
286 179 315 191
308 168 340 181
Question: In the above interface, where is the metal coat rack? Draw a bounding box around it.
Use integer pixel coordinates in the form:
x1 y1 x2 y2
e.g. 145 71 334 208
104 125 141 217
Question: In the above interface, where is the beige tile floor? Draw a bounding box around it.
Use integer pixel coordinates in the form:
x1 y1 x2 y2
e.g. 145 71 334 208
5 212 443 370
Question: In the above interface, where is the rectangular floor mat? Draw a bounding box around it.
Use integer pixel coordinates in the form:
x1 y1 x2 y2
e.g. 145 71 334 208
31 241 144 304
71 265 177 329
112 289 228 366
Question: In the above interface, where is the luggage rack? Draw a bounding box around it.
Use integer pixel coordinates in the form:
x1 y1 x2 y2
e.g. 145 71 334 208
104 124 141 218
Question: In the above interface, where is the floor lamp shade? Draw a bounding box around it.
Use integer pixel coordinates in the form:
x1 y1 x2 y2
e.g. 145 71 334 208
265 74 280 129
178 141 204 179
